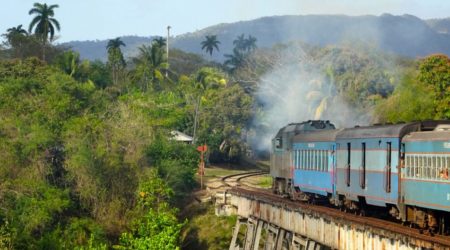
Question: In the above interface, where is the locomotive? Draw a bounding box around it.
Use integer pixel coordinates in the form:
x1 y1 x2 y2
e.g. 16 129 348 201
270 120 450 233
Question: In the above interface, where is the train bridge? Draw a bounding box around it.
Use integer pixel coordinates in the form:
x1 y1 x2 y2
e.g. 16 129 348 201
215 187 450 250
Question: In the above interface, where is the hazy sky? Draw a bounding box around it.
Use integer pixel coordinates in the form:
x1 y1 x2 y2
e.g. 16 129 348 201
2 0 449 42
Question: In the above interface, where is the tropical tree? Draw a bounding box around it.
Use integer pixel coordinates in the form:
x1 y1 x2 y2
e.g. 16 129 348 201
3 25 28 58
130 43 168 91
418 54 450 119
233 33 246 51
201 35 220 57
153 37 166 48
224 48 246 73
190 67 226 143
245 35 257 52
106 37 126 86
28 2 60 60
4 25 27 45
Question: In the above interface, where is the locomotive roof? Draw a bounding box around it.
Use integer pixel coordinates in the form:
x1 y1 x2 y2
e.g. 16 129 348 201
403 130 450 142
293 129 343 142
336 120 450 139
275 120 335 137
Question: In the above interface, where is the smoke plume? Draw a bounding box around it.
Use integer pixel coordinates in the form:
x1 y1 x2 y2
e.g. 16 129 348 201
250 44 370 152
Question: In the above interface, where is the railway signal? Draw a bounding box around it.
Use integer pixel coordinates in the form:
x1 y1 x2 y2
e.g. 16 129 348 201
197 144 208 189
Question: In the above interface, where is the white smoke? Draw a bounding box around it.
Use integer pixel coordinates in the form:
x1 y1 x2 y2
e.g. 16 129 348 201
250 44 370 152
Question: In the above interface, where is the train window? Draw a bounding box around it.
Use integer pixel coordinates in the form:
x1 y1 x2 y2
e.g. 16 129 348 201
295 150 298 169
294 150 298 169
318 150 322 171
275 138 282 148
431 156 437 179
313 150 317 171
416 155 420 178
419 156 423 178
323 150 327 172
406 156 411 177
315 150 318 171
302 150 305 169
297 150 300 169
316 150 320 171
307 150 310 170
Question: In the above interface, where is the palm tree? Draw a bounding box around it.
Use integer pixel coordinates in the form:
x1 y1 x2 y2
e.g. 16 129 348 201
107 37 126 52
5 25 27 42
244 35 257 52
106 37 126 85
28 2 60 60
3 25 28 58
224 48 245 73
233 34 246 51
201 35 220 56
130 44 167 91
4 25 27 45
152 37 166 48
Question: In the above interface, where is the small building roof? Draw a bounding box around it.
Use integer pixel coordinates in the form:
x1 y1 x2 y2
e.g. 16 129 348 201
170 130 193 142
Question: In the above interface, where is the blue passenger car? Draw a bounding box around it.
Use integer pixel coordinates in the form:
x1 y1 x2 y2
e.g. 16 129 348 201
335 123 421 208
292 130 341 198
401 126 450 214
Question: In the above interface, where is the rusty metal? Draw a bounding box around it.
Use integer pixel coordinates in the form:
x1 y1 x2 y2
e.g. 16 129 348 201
226 187 450 249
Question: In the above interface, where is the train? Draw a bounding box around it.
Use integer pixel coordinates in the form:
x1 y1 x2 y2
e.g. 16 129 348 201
270 120 450 234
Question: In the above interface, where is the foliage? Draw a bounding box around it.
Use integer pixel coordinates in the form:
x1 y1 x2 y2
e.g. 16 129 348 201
146 137 198 199
28 2 60 42
224 34 257 73
182 203 237 250
376 54 450 122
129 43 168 91
107 37 126 86
28 2 60 61
115 170 184 250
418 54 450 119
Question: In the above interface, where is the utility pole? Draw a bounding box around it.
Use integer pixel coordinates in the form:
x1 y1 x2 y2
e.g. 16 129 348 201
166 25 171 77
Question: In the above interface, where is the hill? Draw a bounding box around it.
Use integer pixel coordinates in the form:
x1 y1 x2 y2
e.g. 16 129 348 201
64 14 450 62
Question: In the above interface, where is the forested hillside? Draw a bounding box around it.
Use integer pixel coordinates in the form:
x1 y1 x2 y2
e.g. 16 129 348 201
1 3 449 249
65 14 450 62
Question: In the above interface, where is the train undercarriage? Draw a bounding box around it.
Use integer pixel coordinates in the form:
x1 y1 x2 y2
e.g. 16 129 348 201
271 176 450 236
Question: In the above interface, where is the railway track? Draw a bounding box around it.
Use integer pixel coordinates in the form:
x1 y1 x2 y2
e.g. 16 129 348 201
229 187 450 247
220 170 268 188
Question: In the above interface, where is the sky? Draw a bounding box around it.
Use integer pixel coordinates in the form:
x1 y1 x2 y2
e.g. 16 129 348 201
2 0 450 43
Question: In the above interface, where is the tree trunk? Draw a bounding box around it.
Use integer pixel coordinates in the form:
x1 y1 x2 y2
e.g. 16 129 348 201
192 96 201 144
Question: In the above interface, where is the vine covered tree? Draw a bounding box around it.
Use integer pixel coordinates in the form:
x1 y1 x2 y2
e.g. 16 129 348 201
201 35 220 56
28 2 60 60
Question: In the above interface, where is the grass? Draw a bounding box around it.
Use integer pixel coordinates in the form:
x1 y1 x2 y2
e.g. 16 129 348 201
255 176 272 188
181 202 236 250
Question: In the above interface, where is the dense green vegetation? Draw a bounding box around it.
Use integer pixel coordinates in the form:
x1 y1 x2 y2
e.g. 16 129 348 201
0 2 449 249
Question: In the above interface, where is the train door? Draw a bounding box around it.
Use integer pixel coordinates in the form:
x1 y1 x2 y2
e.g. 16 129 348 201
331 144 337 197
385 142 392 193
